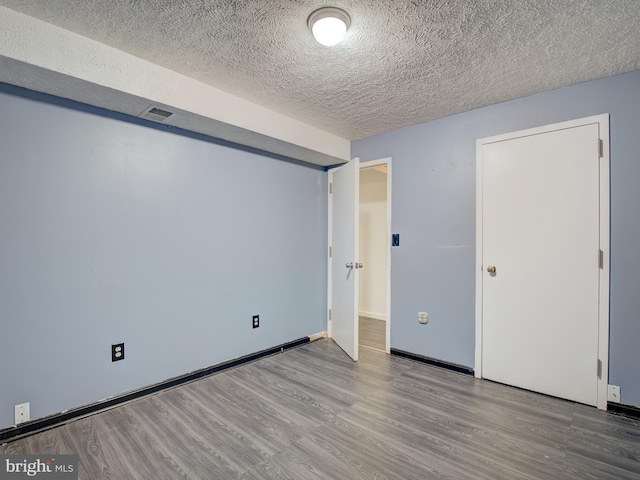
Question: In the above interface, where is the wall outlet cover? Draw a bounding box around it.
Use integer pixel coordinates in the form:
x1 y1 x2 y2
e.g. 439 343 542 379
608 384 621 403
112 343 125 362
418 312 428 324
252 315 260 329
14 402 30 425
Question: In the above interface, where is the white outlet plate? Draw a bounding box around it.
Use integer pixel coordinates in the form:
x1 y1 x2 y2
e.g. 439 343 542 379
418 312 428 324
607 385 621 403
14 402 30 425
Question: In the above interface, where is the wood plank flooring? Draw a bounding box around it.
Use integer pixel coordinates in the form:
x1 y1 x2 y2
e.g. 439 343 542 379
2 339 639 479
359 316 386 351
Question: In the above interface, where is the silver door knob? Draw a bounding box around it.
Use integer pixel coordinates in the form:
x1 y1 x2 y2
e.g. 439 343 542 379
345 262 354 269
487 265 496 274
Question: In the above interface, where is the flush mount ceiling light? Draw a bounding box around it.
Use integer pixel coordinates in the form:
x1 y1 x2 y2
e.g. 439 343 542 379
308 7 351 47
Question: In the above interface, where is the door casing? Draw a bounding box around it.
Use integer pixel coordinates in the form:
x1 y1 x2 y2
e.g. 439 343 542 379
359 157 392 354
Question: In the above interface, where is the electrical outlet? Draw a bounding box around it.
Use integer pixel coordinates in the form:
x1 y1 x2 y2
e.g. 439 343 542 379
112 343 125 362
252 315 260 329
418 312 428 324
14 402 30 425
608 384 621 403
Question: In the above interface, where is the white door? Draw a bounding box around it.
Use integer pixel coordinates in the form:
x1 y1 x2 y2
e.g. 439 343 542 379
479 117 608 407
329 158 360 361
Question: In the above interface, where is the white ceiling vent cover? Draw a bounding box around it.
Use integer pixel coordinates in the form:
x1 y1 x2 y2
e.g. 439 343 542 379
140 106 174 122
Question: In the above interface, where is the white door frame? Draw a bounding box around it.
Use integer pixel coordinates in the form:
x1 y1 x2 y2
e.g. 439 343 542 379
328 157 392 354
359 157 392 354
474 114 610 410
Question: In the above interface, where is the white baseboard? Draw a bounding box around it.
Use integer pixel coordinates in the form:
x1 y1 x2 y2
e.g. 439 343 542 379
359 311 386 321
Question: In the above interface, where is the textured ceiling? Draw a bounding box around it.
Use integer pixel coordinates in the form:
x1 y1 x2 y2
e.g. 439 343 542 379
1 0 640 140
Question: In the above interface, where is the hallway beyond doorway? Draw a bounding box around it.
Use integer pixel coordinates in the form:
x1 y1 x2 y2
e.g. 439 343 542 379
359 316 385 352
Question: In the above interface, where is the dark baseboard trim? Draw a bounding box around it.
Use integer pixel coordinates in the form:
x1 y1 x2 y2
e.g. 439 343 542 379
390 348 474 376
608 401 640 419
0 336 310 443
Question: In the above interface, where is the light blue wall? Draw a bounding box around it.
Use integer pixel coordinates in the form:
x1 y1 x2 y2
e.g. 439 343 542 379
0 86 328 429
353 69 640 408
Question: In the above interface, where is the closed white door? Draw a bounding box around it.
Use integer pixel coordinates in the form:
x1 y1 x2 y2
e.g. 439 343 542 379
480 120 604 406
329 158 360 361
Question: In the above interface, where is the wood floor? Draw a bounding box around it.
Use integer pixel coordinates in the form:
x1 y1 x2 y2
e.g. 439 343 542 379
2 339 639 479
359 316 386 351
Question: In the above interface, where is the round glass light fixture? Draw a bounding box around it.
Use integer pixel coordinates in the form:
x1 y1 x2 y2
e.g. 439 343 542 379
308 7 351 47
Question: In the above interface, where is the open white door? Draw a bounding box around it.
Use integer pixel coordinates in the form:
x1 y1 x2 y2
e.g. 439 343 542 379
328 158 360 361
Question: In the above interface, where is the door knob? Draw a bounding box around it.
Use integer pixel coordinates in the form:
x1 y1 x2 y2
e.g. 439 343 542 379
345 262 354 269
356 263 363 269
487 265 496 274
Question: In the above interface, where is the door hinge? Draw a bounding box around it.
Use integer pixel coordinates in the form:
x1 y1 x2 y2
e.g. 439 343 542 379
597 358 602 379
329 309 332 321
329 182 333 194
599 249 604 269
598 139 604 158
329 246 332 257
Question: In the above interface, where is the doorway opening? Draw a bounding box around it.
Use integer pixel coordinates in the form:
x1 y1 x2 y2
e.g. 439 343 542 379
358 160 391 354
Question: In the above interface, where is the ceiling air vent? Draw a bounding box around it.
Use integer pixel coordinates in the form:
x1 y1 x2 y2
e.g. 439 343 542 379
140 106 174 122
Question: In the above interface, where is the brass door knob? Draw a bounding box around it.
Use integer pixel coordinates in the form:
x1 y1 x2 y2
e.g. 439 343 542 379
487 265 496 274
